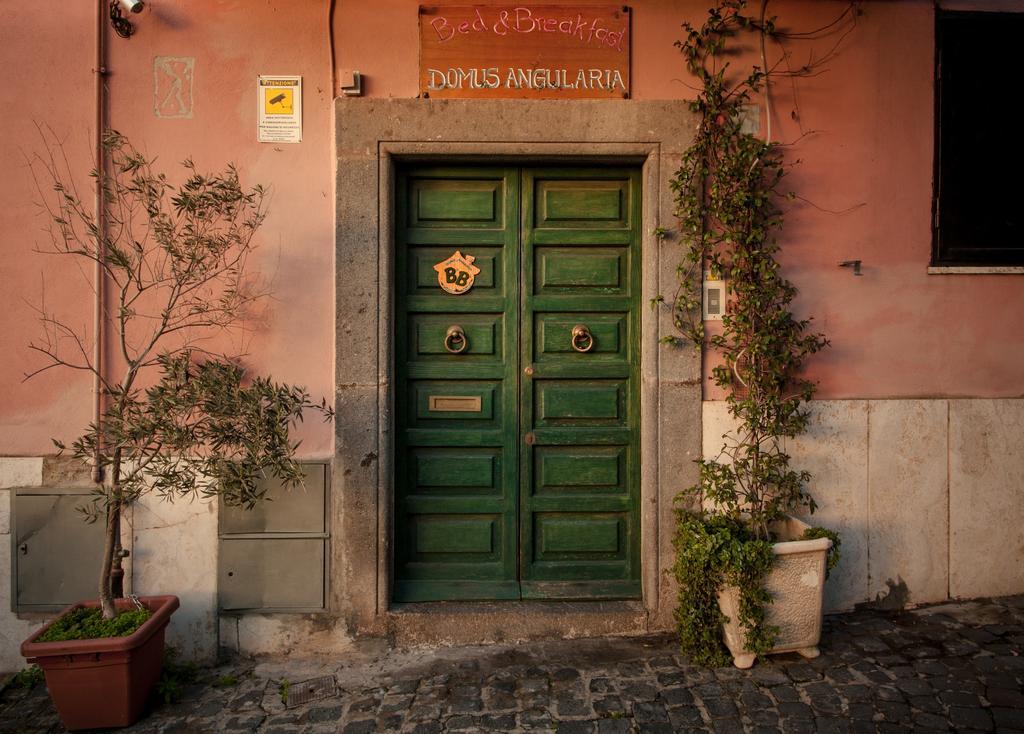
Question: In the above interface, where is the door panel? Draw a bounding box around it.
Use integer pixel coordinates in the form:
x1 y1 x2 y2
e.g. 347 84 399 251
534 246 629 294
410 247 502 294
534 446 627 495
394 167 520 602
411 179 502 226
535 179 630 227
412 448 501 492
409 314 503 358
519 168 641 600
534 313 628 357
394 165 640 602
534 381 627 426
409 382 501 425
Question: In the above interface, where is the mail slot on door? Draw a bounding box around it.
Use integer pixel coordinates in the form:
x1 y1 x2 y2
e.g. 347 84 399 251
428 395 483 412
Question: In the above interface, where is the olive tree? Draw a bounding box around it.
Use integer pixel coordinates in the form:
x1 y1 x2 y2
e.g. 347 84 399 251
27 131 331 619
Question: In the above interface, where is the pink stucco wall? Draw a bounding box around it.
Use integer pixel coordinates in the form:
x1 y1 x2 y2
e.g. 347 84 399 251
0 1 335 456
2 1 1022 457
335 0 1024 401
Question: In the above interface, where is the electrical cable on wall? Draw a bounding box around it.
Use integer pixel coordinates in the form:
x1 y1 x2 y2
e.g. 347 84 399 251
760 0 772 143
329 0 337 97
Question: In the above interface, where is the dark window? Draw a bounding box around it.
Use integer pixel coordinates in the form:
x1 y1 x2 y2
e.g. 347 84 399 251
934 11 1024 266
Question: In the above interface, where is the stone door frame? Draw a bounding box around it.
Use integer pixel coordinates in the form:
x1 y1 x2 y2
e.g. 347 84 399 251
334 99 700 642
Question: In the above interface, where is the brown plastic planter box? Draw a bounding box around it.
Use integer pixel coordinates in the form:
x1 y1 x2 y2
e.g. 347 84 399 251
21 595 180 731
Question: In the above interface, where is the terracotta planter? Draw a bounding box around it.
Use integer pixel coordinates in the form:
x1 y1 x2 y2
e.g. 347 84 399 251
21 595 180 731
718 517 832 669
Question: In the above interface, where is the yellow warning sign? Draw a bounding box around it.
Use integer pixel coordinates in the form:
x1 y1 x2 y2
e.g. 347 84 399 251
264 88 294 115
257 75 302 143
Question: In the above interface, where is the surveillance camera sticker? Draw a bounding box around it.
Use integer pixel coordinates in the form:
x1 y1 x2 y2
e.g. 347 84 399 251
264 88 294 115
258 76 302 143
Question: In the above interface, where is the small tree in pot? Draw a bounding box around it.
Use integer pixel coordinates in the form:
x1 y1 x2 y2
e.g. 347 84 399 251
22 131 331 728
665 1 847 668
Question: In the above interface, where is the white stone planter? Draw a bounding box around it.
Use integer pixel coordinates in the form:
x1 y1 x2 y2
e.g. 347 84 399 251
717 516 832 669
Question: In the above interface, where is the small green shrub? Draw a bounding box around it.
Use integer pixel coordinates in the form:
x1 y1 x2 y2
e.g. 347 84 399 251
672 513 777 666
37 607 151 642
803 527 842 578
9 665 44 690
155 647 200 704
279 678 291 704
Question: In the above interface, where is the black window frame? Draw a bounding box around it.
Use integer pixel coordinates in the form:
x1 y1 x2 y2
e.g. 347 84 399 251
933 9 1024 267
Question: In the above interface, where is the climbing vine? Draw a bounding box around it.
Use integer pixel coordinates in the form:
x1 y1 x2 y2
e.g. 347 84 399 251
668 0 856 664
673 514 776 667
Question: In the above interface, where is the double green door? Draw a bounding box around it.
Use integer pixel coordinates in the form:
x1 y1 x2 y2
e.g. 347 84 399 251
394 165 641 602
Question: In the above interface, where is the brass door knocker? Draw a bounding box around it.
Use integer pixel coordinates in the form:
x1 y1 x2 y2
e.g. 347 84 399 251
571 324 594 353
444 325 469 354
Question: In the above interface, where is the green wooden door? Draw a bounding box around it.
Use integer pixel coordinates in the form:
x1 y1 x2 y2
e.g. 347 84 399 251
394 165 640 602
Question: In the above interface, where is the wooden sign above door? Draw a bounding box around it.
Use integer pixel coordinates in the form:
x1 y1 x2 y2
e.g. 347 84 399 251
419 5 630 99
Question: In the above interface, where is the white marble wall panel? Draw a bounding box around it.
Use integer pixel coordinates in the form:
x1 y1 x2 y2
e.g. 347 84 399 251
949 399 1024 599
0 489 9 536
129 496 218 663
703 401 870 612
220 614 354 657
0 458 42 489
867 400 949 606
785 401 870 612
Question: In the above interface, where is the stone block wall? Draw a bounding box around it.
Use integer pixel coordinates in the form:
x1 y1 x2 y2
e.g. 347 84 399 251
702 398 1024 613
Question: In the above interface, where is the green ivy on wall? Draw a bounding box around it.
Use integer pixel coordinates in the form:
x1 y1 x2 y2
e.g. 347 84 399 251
665 0 856 665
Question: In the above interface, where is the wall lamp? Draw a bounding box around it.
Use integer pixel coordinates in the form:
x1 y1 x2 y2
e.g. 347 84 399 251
110 0 144 39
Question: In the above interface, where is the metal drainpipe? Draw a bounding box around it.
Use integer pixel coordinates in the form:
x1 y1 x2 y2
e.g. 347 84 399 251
92 0 106 486
96 1 128 599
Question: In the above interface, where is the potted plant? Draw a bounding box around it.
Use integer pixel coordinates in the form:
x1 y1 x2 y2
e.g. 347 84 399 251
665 1 844 668
20 131 332 728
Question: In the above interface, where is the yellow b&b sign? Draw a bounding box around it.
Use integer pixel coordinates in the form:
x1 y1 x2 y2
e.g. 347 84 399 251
433 250 480 295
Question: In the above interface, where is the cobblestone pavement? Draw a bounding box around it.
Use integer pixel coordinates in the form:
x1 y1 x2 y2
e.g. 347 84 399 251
1 596 1022 733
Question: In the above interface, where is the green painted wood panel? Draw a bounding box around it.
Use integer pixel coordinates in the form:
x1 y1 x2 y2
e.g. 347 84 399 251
536 314 625 356
537 181 627 225
395 164 641 603
536 247 626 292
415 517 495 554
394 166 519 602
538 517 621 554
413 249 500 292
413 180 500 225
414 449 498 490
411 316 499 357
535 446 625 492
537 384 621 421
520 167 642 601
412 382 498 423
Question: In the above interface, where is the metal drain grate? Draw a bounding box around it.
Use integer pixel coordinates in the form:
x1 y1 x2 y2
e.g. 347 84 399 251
285 675 339 709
